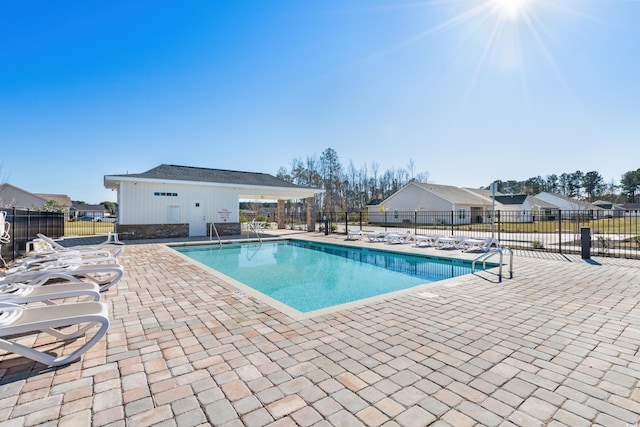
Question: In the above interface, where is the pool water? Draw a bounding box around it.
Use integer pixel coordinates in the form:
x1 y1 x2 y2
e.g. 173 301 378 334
174 239 480 313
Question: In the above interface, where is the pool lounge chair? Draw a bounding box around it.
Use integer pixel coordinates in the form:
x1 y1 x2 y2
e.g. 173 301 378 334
11 251 120 272
0 211 10 244
34 233 124 258
346 230 363 240
367 232 388 242
2 262 124 292
0 281 101 305
385 231 414 245
414 235 441 247
461 237 500 252
435 235 467 250
0 301 109 366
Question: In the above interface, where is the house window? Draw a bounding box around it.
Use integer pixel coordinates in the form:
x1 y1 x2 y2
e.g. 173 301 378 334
458 209 466 219
154 192 178 197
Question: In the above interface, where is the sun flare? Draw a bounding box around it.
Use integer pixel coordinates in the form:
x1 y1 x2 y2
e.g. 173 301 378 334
491 0 532 21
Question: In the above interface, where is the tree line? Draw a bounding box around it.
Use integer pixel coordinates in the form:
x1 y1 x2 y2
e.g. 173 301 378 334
277 148 640 212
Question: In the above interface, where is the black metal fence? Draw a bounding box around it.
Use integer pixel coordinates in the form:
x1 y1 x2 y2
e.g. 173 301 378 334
64 213 116 237
319 210 640 260
1 208 64 263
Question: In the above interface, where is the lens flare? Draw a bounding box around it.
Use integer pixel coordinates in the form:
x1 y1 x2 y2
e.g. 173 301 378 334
492 0 531 21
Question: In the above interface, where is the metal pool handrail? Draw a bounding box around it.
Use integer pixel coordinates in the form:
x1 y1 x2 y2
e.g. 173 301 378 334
472 247 513 283
209 223 222 246
248 220 263 243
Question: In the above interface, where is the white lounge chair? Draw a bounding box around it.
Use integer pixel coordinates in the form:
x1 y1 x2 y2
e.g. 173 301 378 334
11 251 120 273
435 235 466 250
414 235 441 247
461 237 500 252
2 261 124 292
0 281 101 305
0 211 10 244
367 232 388 242
385 231 414 245
35 233 124 258
346 230 363 240
0 301 109 366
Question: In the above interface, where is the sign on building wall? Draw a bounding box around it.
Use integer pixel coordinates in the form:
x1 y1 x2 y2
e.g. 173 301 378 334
217 208 231 222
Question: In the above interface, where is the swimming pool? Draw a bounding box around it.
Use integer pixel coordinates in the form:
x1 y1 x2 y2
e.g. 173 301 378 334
174 239 487 314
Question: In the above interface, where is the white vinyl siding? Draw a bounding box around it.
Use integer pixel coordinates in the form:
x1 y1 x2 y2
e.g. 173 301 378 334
117 181 240 225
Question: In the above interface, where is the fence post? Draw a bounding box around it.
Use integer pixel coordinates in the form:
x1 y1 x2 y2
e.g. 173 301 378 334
558 210 562 254
345 212 348 234
451 211 454 235
359 211 362 230
11 207 16 261
580 227 591 259
414 211 417 235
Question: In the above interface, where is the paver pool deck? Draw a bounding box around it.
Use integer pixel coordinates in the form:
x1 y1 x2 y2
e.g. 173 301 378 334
1 231 639 426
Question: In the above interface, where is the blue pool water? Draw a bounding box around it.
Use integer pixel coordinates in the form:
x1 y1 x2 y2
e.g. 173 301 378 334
174 240 479 313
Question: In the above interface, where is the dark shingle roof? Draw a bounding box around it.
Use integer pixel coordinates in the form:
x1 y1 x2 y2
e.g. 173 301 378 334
494 195 528 205
110 164 312 189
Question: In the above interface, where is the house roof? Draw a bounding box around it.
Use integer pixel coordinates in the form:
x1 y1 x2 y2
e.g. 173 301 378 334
104 164 324 200
0 183 48 208
536 192 592 209
462 187 499 200
73 202 106 211
494 195 528 205
530 196 559 209
107 164 309 188
35 193 73 208
413 183 492 206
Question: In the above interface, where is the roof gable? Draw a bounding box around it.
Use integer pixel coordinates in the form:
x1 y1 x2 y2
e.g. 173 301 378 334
413 183 492 205
35 193 73 208
0 183 48 208
536 192 591 209
530 196 560 209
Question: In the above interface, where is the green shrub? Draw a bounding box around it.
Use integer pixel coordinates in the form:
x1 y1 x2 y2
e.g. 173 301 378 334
597 236 611 253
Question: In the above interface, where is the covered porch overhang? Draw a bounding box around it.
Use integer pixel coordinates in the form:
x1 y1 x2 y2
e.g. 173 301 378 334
238 187 325 231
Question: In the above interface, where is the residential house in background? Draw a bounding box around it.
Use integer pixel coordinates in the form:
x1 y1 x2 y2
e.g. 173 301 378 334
493 194 537 222
367 183 615 225
590 200 625 219
367 182 495 225
1 183 50 209
620 203 640 218
530 196 561 221
71 202 110 220
0 184 72 218
534 192 593 219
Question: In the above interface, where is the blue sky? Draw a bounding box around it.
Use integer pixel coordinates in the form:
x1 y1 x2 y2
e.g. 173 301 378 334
1 0 639 203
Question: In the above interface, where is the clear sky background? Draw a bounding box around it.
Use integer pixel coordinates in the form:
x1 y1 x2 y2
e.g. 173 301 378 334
1 0 639 203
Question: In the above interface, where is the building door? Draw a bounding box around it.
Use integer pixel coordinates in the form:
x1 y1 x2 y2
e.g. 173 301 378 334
189 200 206 236
471 207 483 224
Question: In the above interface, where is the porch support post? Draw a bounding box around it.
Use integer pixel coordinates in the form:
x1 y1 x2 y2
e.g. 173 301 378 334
306 197 315 232
277 199 285 229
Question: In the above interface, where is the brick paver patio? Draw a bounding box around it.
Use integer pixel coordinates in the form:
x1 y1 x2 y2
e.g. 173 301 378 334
1 232 639 426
